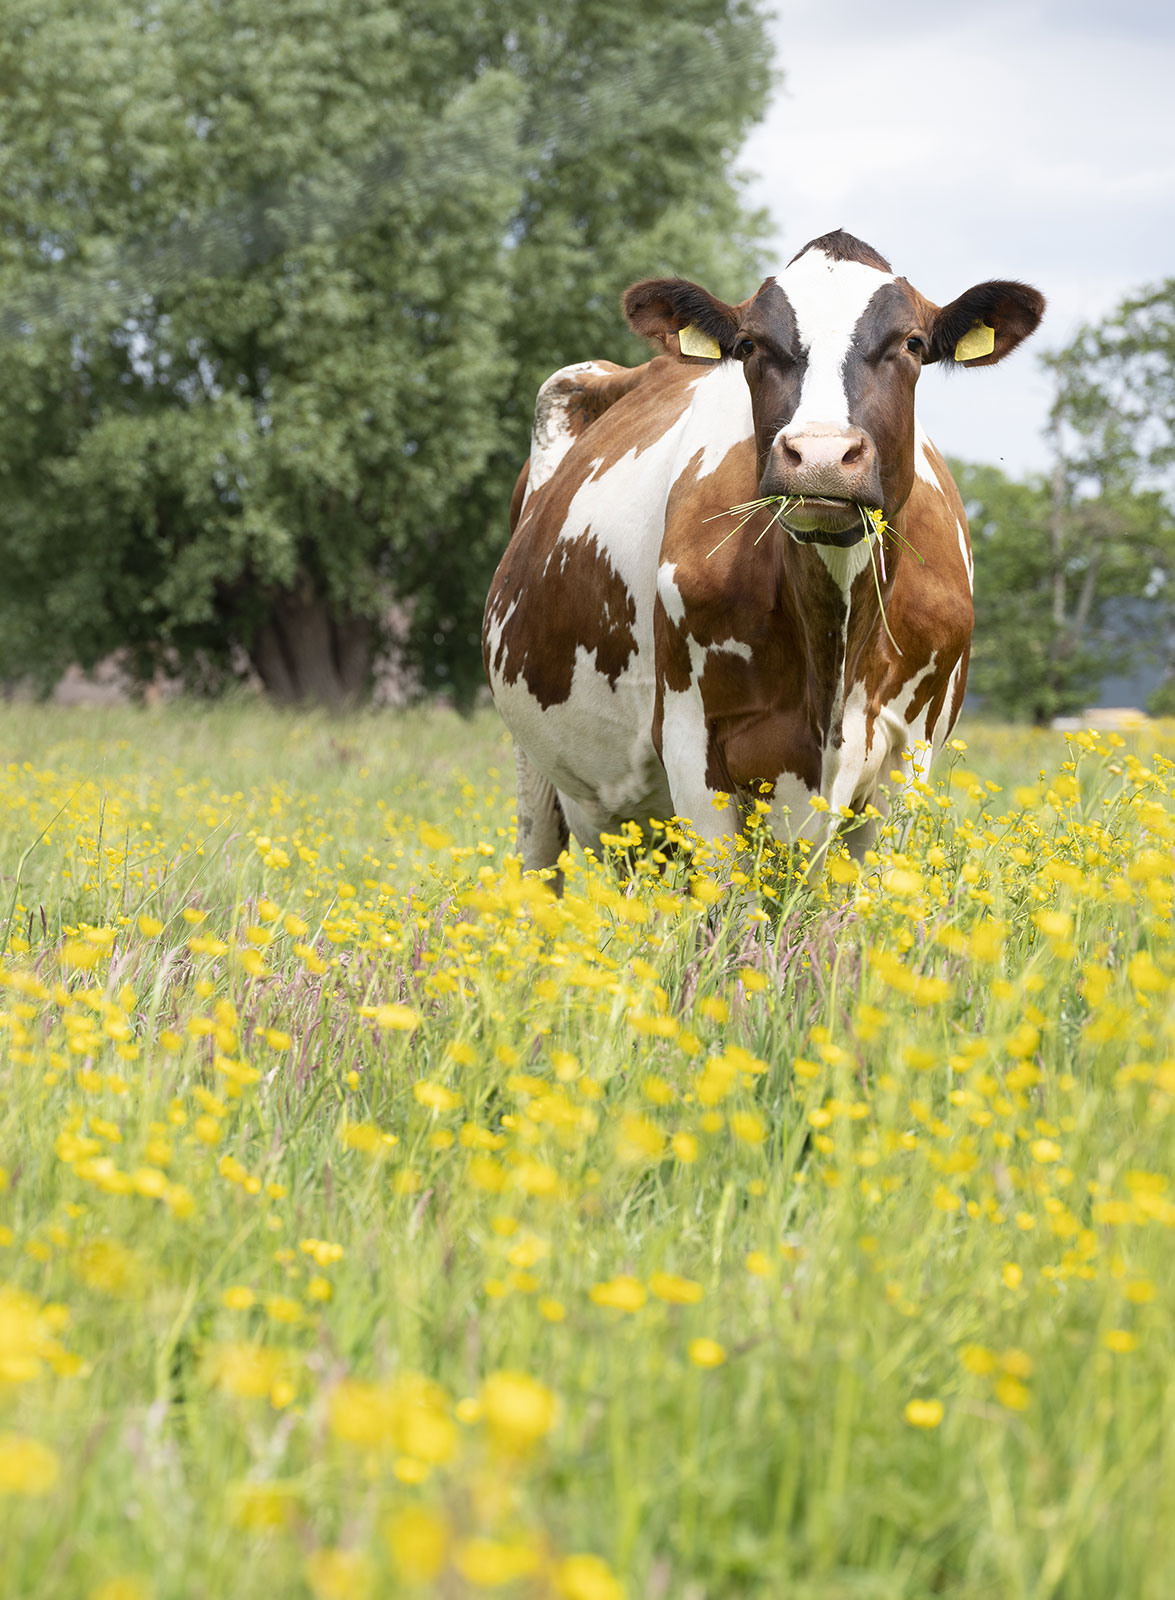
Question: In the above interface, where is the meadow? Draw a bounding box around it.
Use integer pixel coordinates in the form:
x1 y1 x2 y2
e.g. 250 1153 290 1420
1 700 1173 1600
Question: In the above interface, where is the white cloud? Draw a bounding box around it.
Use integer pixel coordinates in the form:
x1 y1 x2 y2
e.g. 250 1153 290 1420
738 0 1175 472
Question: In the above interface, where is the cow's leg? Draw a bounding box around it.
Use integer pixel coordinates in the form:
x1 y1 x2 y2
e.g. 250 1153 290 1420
659 686 742 854
513 743 569 892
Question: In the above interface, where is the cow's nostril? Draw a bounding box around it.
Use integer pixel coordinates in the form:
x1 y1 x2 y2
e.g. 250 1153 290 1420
775 427 871 476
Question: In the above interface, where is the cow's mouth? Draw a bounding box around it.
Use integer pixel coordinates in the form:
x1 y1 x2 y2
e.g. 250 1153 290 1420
780 497 866 546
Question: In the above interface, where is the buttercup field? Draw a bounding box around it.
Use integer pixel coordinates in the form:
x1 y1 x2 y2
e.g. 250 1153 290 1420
2 701 1174 1599
2 0 1175 1593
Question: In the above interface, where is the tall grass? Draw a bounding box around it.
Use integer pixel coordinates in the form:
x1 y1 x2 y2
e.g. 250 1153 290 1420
1 703 1173 1599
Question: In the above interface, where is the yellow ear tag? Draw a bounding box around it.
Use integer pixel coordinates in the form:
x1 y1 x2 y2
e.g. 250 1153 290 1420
678 323 722 360
954 321 996 362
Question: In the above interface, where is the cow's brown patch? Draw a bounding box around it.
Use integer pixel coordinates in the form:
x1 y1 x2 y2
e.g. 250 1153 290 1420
485 357 701 709
489 529 637 707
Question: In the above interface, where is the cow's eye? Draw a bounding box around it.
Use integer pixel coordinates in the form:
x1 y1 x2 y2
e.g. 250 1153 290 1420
906 335 926 356
734 337 756 360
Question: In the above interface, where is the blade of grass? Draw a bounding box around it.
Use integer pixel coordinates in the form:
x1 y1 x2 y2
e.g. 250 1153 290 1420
860 505 904 658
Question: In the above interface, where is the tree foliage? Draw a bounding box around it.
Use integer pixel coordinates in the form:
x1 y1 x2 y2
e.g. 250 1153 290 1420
956 275 1175 724
1045 280 1175 715
1047 279 1175 499
0 0 772 703
955 458 1170 725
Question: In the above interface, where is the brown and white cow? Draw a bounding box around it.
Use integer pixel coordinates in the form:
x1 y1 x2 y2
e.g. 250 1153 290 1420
483 230 1044 875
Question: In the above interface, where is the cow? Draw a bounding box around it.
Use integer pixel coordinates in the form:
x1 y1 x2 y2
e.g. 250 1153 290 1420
483 230 1044 882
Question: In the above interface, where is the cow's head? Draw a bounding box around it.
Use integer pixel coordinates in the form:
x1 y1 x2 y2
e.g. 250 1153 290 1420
624 230 1045 546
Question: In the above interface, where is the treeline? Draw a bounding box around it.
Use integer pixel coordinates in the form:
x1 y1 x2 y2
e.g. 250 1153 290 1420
2 3 1172 719
958 285 1175 723
0 0 772 705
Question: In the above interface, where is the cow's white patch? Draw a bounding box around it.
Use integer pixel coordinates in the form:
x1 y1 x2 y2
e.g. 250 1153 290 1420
660 682 738 843
662 634 752 841
657 562 686 625
875 653 939 780
931 651 967 748
829 677 870 802
678 361 755 479
814 537 872 595
956 518 974 592
914 420 946 491
767 769 820 844
774 249 895 434
525 362 614 499
708 637 753 663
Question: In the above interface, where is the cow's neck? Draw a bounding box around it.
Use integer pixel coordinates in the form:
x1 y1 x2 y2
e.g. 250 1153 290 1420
783 528 901 751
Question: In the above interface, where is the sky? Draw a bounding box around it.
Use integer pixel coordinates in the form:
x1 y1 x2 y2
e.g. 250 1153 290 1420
740 0 1175 475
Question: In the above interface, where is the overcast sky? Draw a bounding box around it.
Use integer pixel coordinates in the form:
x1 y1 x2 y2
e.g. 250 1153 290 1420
740 0 1175 475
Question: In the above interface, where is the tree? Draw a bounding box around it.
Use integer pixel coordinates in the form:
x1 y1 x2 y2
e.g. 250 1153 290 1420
1046 281 1175 715
0 0 772 705
953 458 1168 724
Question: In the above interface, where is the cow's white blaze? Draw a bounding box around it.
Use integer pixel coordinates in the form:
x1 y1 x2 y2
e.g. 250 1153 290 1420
771 249 895 437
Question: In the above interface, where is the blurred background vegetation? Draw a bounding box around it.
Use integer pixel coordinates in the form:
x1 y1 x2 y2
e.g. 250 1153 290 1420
0 0 1172 719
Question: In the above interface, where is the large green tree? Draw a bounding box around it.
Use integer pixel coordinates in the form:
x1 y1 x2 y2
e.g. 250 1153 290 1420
0 0 772 704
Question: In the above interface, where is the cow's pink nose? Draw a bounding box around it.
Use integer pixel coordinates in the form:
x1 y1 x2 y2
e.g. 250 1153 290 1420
765 422 882 508
778 426 868 471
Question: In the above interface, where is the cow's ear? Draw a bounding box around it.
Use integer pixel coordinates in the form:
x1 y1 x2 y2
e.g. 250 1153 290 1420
623 277 742 359
926 280 1046 367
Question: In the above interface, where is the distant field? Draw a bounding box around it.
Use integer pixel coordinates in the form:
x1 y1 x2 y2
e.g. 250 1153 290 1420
2 702 1174 1599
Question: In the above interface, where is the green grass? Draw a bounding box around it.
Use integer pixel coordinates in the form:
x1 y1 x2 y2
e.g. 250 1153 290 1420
1 702 1174 1600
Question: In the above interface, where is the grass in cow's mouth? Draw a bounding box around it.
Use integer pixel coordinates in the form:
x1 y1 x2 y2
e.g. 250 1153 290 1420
857 503 925 580
859 504 909 657
703 494 801 559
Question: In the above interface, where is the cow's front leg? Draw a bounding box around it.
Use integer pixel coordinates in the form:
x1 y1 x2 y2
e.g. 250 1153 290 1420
652 576 748 861
656 679 742 852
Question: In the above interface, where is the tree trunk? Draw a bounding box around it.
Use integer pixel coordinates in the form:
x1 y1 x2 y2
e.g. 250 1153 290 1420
251 575 372 707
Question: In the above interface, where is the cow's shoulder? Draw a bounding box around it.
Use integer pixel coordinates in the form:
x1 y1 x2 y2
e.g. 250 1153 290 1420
528 359 651 494
660 433 768 624
507 356 716 566
888 428 974 653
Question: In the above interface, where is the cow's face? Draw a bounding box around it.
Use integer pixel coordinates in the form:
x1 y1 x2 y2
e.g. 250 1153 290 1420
624 231 1044 547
